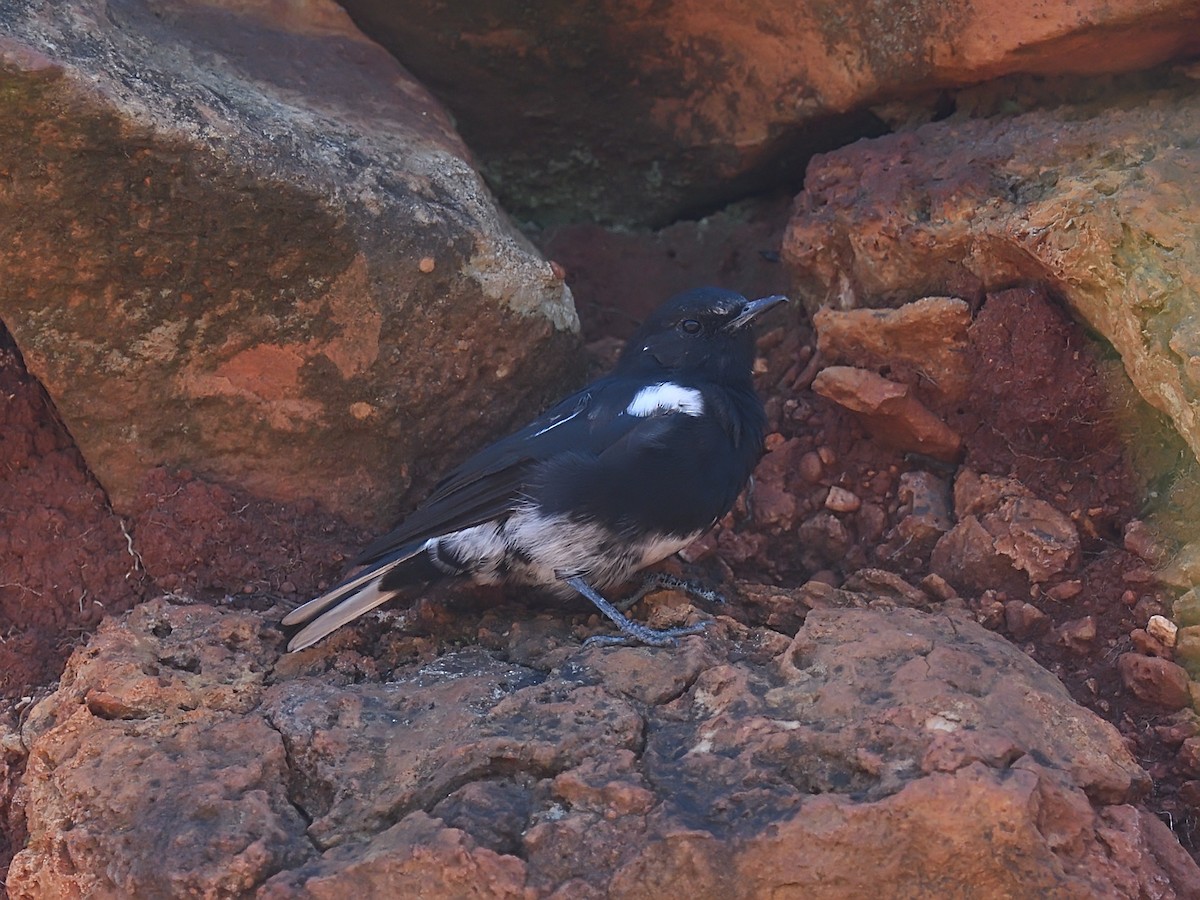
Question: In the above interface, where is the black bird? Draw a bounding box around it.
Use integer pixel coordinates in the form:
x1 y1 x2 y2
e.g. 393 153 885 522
283 287 787 651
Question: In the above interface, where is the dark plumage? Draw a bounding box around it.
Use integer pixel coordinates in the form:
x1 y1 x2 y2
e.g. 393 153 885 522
283 287 786 650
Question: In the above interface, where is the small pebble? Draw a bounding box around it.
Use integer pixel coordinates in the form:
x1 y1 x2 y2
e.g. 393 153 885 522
1131 628 1168 658
1004 601 1048 640
1045 580 1083 602
797 451 823 484
1148 614 1179 648
808 569 839 588
1056 616 1096 651
825 486 861 513
918 573 959 602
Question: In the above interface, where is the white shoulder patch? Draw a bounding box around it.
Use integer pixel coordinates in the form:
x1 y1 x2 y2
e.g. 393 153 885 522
626 382 705 418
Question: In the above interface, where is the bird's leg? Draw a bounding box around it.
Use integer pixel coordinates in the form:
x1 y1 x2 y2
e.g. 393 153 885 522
559 574 710 647
615 571 726 612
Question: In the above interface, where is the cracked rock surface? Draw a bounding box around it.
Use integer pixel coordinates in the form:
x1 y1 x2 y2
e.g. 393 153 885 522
8 594 1200 897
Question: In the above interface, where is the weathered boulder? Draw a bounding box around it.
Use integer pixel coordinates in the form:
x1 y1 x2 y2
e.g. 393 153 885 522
336 0 1200 225
0 0 578 530
7 592 1199 897
784 79 1200 467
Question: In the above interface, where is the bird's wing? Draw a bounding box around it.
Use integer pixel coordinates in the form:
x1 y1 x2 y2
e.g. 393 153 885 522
354 382 618 564
353 376 722 565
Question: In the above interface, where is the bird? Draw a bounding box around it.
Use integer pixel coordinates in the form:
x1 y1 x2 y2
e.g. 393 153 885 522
283 287 787 651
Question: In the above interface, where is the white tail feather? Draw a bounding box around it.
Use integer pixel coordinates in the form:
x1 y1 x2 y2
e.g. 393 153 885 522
283 544 424 651
286 577 400 652
281 563 394 626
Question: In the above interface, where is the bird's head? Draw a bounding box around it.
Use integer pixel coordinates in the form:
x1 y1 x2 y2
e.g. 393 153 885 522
616 288 788 382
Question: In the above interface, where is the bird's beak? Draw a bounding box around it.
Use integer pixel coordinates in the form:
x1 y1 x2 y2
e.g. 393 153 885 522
725 294 788 331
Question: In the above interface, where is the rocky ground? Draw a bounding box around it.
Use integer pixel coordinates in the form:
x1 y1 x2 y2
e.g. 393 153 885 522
5 227 1200 893
6 0 1200 895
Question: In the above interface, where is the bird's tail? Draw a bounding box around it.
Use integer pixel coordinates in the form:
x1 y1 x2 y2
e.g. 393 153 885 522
282 542 426 652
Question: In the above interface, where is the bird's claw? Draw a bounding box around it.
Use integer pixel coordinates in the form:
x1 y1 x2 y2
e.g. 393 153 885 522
583 619 712 648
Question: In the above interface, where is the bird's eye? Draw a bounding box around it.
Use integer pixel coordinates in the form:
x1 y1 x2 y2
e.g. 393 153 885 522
681 319 702 334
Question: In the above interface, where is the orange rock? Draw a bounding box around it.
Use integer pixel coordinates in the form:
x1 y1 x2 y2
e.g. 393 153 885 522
0 0 579 531
814 297 973 403
785 82 1200 466
1118 653 1193 710
812 365 962 461
11 597 1199 896
336 0 1200 224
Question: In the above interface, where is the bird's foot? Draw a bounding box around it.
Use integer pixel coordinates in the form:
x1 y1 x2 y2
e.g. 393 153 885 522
561 573 712 648
583 621 710 648
615 571 726 612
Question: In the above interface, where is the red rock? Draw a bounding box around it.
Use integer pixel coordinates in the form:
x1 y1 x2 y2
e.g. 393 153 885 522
1055 616 1098 653
1117 653 1193 710
337 0 1200 224
933 470 1080 595
824 486 862 513
0 0 578 530
1124 519 1172 566
1005 601 1049 640
784 83 1200 465
1177 738 1200 776
9 596 1197 896
879 470 954 567
930 516 1024 597
1046 580 1084 602
841 569 930 609
1131 628 1169 659
813 297 973 404
797 512 854 570
797 450 824 484
812 366 962 461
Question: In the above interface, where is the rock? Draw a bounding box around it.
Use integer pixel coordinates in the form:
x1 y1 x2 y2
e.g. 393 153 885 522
10 595 1199 896
0 0 578 530
1162 544 1200 590
0 332 151 700
1045 580 1084 602
337 1 1200 225
931 515 1029 597
840 569 931 609
932 470 1080 595
1149 615 1180 648
1055 616 1098 653
811 366 962 461
1178 738 1200 777
1131 629 1170 660
1175 589 1200 627
797 511 854 570
986 496 1081 582
879 470 954 567
1117 653 1193 711
813 297 972 403
797 450 824 484
1174 626 1200 679
7 602 313 898
750 438 803 531
1124 519 1173 566
1005 601 1049 640
824 486 862 513
783 81 1200 467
